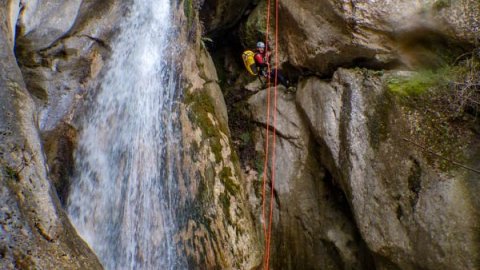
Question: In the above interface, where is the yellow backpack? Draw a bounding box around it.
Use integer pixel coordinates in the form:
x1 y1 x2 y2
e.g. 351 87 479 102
242 50 258 76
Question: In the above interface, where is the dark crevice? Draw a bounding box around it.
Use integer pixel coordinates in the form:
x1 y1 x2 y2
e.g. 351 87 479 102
309 134 376 269
408 157 422 210
79 35 111 50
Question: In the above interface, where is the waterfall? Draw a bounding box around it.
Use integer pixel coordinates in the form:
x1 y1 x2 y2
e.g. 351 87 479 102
67 0 185 269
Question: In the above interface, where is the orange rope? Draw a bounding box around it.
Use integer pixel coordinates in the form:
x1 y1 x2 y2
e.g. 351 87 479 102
262 0 279 269
264 0 279 269
261 0 272 239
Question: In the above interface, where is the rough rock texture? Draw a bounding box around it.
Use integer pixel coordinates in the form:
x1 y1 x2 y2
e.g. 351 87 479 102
215 1 480 269
168 4 263 269
15 0 83 51
243 68 480 269
240 0 480 74
42 123 77 206
238 0 267 48
0 3 102 269
247 88 374 269
3 0 480 269
15 0 121 131
296 69 480 270
200 0 253 34
3 0 263 268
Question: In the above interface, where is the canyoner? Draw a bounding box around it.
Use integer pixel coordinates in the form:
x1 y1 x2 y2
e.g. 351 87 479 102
242 40 293 91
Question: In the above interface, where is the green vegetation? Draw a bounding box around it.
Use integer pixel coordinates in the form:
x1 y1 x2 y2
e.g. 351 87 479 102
183 0 195 28
384 53 480 172
5 166 20 182
219 191 232 223
184 89 224 162
386 68 453 96
387 53 479 116
184 87 242 226
219 167 240 195
433 0 451 10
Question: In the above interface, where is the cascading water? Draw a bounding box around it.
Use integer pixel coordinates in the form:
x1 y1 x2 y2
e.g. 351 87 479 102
67 0 185 269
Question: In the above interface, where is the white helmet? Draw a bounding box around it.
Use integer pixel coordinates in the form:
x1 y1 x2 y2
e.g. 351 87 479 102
256 41 265 49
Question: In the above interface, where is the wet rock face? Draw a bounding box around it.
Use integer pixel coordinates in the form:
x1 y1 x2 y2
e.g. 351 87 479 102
16 0 83 51
174 8 262 266
4 0 263 268
0 4 102 269
14 0 120 131
42 123 78 206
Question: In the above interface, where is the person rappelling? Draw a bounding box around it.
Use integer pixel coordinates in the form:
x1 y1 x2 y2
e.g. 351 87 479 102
254 41 290 87
242 41 293 91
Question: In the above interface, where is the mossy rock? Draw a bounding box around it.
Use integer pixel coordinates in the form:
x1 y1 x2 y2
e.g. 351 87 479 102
384 65 475 172
239 0 268 48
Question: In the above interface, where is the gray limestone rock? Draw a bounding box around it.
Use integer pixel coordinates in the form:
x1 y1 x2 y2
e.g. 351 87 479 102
296 69 480 270
247 87 373 269
0 5 102 269
241 0 480 74
16 0 83 51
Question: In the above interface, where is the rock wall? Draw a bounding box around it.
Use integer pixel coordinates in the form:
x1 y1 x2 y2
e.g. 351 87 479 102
2 0 263 269
174 2 262 268
206 0 480 269
239 0 480 74
295 69 480 269
0 1 102 269
248 88 374 269
2 0 480 269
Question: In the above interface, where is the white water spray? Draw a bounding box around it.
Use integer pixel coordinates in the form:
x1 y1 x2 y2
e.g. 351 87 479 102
67 1 185 269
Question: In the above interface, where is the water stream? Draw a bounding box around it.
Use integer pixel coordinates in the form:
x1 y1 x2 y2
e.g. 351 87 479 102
67 1 185 269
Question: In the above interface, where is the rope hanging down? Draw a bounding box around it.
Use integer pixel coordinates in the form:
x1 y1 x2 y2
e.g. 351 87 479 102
260 0 280 269
261 0 272 240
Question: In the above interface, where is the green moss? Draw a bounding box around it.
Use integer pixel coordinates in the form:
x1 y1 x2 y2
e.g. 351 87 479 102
184 90 215 131
240 0 268 47
386 65 468 97
210 139 223 163
392 76 471 173
219 191 232 223
239 132 251 145
387 70 443 96
219 167 240 195
183 0 194 28
184 89 224 162
5 166 19 182
433 0 451 10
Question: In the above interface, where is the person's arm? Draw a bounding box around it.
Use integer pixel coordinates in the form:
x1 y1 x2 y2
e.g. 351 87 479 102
254 53 269 68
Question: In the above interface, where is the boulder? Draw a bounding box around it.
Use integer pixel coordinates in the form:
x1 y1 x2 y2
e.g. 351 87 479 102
14 0 122 131
16 0 83 51
296 69 480 269
247 88 373 269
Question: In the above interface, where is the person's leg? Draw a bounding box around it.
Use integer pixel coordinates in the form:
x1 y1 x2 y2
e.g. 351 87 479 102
270 69 289 87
